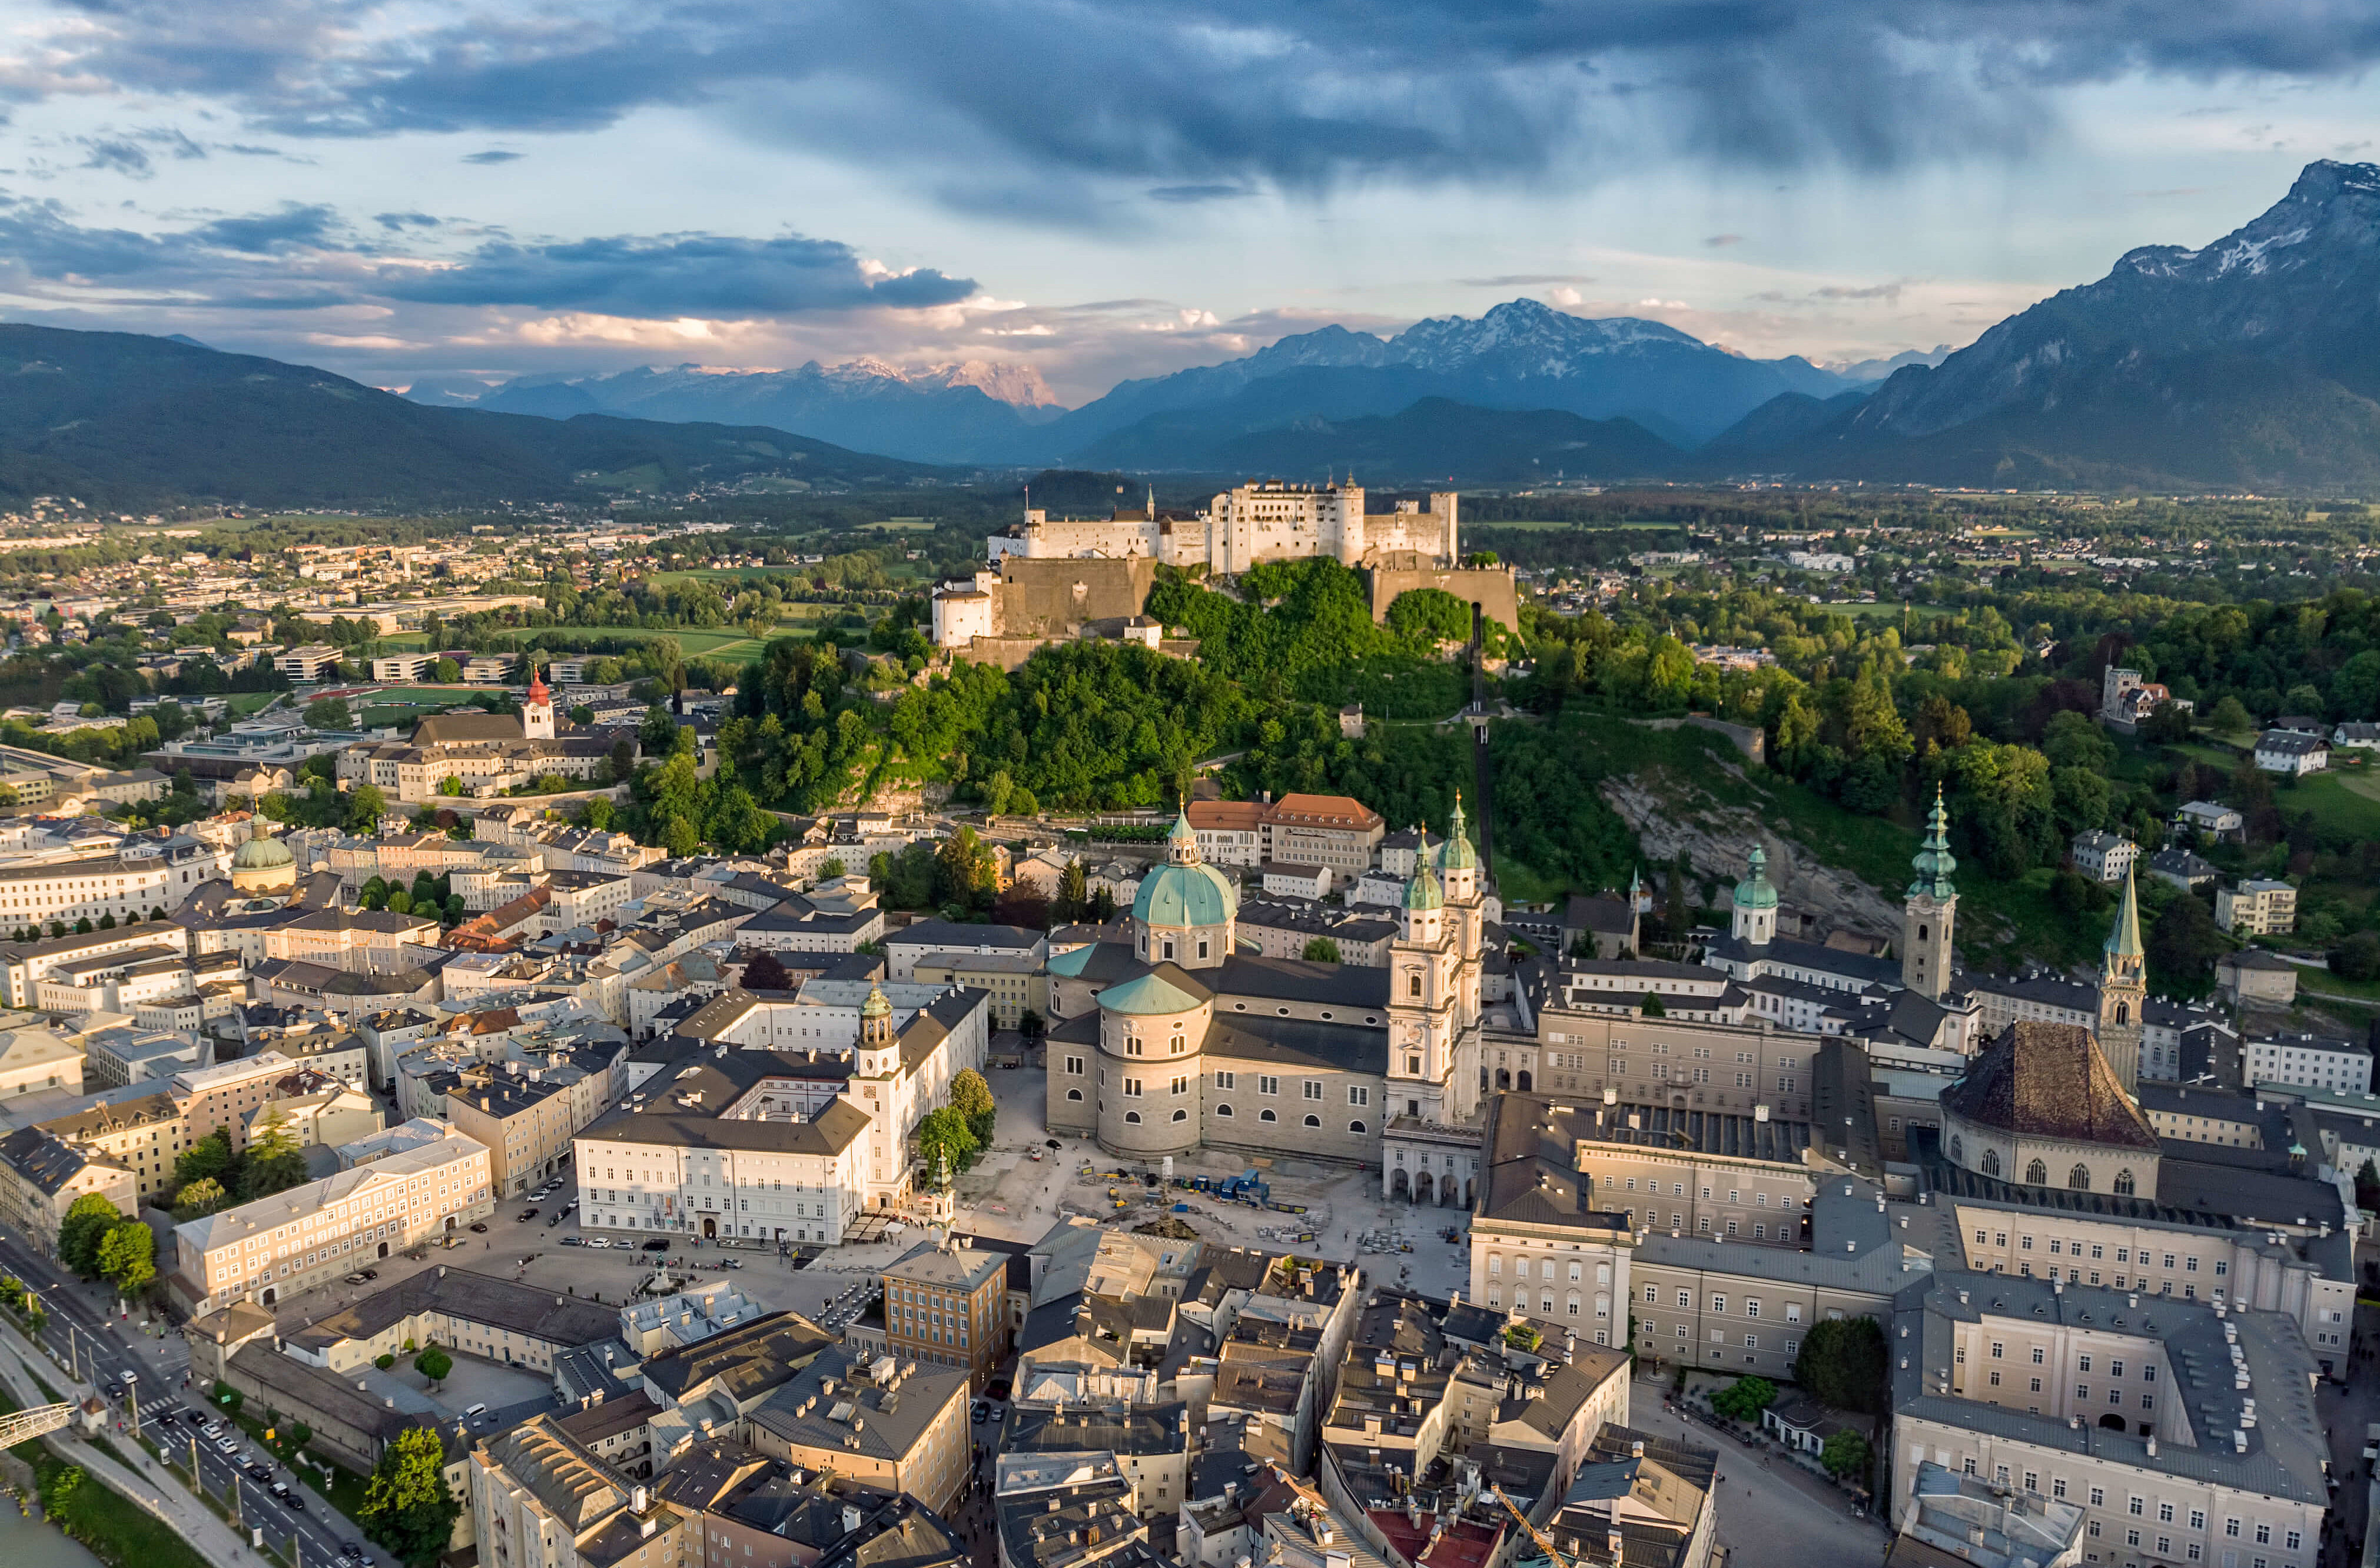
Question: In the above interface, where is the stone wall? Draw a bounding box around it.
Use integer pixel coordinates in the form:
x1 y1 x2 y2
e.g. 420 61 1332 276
993 556 1159 638
1365 560 1518 632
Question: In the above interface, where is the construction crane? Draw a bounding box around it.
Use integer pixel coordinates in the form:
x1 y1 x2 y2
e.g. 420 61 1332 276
0 1401 74 1448
1489 1483 1591 1568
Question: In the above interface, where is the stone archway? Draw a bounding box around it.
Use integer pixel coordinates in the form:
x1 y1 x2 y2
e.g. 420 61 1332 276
261 1287 277 1305
378 1241 390 1258
1495 1069 1511 1090
702 1215 718 1238
1516 1070 1532 1092
1390 1168 1411 1200
1415 1171 1437 1205
1444 1178 1465 1209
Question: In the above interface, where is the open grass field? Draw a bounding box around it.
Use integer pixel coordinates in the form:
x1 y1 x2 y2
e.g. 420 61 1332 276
225 691 282 717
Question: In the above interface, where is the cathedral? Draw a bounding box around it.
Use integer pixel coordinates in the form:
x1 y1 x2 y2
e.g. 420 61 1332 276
335 667 617 804
1044 802 1489 1199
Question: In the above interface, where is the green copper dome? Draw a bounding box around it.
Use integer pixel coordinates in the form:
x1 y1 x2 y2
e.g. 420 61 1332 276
1134 811 1237 929
233 833 294 871
1438 794 1478 874
1732 845 1778 911
1405 850 1446 911
1908 787 1958 900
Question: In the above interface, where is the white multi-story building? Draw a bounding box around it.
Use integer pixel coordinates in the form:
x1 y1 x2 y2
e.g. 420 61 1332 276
2070 830 2138 884
2216 879 2297 936
2244 1032 2372 1096
172 1120 493 1310
575 985 988 1242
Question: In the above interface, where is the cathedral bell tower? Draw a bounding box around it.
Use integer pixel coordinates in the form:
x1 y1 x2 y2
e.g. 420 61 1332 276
1386 834 1462 1123
1903 787 1959 1001
2097 868 2147 1095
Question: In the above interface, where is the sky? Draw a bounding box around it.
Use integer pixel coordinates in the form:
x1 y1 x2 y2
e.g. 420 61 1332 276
2 0 2379 406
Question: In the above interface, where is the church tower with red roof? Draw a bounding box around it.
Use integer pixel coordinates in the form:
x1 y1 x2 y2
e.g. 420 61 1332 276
522 664 555 740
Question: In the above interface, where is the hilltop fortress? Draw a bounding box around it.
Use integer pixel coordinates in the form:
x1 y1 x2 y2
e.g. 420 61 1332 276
933 479 1516 666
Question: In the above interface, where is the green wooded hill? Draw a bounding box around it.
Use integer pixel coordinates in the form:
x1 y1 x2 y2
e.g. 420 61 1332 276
0 324 945 506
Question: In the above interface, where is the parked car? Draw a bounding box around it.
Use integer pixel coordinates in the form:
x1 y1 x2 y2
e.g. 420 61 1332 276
215 1437 238 1454
642 1238 670 1252
469 1222 488 1233
360 1268 379 1281
560 1236 581 1247
518 1208 539 1222
585 1238 612 1249
546 1214 565 1228
344 1273 368 1285
286 1493 307 1513
244 1462 271 1481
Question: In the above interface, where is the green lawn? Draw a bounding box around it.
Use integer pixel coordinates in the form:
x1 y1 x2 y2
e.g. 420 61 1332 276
2278 770 2380 841
226 691 282 717
541 625 763 656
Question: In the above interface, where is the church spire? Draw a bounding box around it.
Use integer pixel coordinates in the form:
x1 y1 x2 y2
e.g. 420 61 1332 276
2105 864 2145 966
1908 785 1957 900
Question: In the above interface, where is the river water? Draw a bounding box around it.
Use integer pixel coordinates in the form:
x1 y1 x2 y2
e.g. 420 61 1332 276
0 1490 105 1568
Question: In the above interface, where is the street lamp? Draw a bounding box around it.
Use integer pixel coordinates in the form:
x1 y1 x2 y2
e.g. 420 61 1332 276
124 1370 138 1439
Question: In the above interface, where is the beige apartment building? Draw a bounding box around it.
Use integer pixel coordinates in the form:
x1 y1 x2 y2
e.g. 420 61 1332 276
882 1238 1010 1391
445 1072 584 1196
0 1128 135 1251
907 950 1045 1029
177 1053 302 1150
174 1122 493 1310
1531 996 1822 1125
745 1347 972 1511
2215 878 2296 936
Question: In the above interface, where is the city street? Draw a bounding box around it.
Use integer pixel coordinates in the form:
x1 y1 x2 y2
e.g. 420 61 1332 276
1624 1377 1888 1568
0 1224 379 1568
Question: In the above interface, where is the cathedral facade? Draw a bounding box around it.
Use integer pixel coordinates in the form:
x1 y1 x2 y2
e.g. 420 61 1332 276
1045 804 1486 1199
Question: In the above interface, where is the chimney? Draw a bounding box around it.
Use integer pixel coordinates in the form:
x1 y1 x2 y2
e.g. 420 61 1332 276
842 1506 863 1534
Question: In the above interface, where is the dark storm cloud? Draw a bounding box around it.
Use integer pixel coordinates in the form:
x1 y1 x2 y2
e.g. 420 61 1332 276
0 190 976 320
30 0 2380 199
376 233 975 315
191 201 334 250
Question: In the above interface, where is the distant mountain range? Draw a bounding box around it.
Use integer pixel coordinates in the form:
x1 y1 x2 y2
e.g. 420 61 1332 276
0 327 941 508
1781 159 2380 488
5 160 2379 503
420 299 1868 466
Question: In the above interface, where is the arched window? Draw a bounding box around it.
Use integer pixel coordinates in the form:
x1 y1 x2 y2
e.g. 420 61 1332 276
1066 1089 1083 1102
1408 973 1421 997
1918 924 1928 942
1171 1109 1189 1122
2115 1001 2129 1025
1349 1121 1366 1135
1215 1104 1234 1118
1303 1114 1320 1128
2069 1165 2091 1191
1949 1135 1963 1164
2024 1159 2047 1185
1980 1149 2000 1176
1124 1112 1141 1124
2113 1168 2135 1195
1259 1109 1277 1122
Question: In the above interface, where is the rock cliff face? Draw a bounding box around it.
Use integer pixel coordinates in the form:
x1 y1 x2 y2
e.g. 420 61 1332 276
1598 774 1903 941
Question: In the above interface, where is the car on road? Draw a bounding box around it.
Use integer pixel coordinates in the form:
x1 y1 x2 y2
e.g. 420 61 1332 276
518 1208 539 1221
642 1238 670 1252
215 1437 238 1454
546 1214 565 1227
344 1540 364 1557
469 1222 488 1232
202 1420 223 1438
270 1482 290 1499
286 1492 307 1512
360 1267 379 1281
560 1236 581 1247
585 1238 612 1249
970 1400 988 1424
344 1272 369 1285
118 1369 136 1386
244 1462 271 1481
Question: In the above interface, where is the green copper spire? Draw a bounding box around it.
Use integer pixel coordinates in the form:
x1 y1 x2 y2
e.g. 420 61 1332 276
1439 791 1478 873
2105 864 2145 963
1732 845 1778 911
1908 786 1959 901
1405 827 1446 911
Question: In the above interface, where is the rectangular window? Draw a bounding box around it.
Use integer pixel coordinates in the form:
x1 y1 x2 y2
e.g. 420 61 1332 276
1348 1086 1368 1106
1214 1072 1235 1089
1303 1081 1323 1100
1064 1056 1084 1075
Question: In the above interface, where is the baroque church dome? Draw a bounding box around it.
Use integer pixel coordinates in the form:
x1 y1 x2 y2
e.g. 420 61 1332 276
1133 811 1237 929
